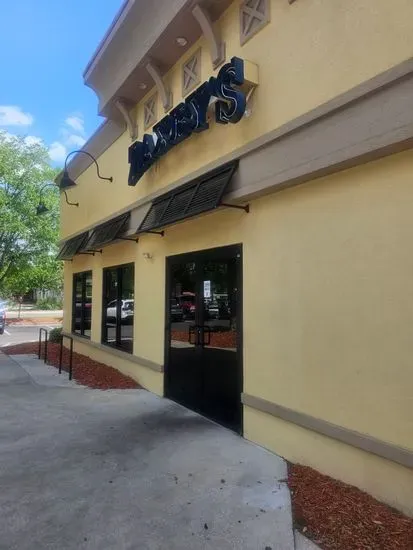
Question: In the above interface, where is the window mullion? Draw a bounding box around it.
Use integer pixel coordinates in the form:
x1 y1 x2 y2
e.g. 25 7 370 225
81 273 86 335
116 267 123 347
102 270 108 345
72 275 77 333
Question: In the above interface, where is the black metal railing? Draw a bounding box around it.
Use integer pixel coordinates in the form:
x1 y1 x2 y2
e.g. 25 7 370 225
59 334 74 381
38 328 48 363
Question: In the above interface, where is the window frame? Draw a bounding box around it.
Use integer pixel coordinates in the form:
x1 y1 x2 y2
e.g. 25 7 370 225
101 263 135 354
72 270 93 339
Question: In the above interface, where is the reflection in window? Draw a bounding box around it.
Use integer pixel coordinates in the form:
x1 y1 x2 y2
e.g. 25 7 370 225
102 263 134 354
72 271 92 338
202 260 237 350
169 262 197 347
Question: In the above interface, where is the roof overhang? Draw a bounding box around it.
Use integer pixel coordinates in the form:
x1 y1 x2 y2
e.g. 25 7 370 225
83 0 233 121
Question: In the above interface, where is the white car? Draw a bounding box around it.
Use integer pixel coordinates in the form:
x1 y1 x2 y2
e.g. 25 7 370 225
106 299 134 323
0 302 6 335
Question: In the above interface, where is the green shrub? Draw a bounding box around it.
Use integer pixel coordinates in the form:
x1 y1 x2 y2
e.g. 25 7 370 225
36 297 63 310
48 327 63 343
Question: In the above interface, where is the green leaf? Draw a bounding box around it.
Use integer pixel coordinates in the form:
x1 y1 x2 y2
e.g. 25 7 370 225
0 131 62 298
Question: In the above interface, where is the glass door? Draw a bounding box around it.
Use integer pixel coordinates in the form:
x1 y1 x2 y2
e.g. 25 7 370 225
166 245 242 433
167 261 203 413
200 257 240 431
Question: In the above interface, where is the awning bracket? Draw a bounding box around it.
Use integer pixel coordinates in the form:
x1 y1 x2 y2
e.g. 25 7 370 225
79 249 103 256
146 230 165 237
221 203 250 213
118 237 139 243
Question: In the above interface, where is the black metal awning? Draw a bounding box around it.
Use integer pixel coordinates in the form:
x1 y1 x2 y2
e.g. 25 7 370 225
82 213 130 251
137 161 240 234
57 232 89 261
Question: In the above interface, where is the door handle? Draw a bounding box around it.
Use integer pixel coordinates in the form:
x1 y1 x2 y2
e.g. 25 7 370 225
188 325 197 345
189 325 211 345
188 325 201 345
201 325 211 346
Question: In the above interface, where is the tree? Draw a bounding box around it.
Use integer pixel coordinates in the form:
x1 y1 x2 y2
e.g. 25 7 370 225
1 256 63 298
0 132 61 298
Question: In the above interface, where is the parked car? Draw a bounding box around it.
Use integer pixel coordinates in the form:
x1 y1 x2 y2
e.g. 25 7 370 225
170 299 183 321
207 301 219 319
178 293 196 320
73 300 92 329
106 299 134 323
0 302 6 335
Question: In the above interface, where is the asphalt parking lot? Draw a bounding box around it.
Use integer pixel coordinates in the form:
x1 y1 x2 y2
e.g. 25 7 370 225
0 325 61 347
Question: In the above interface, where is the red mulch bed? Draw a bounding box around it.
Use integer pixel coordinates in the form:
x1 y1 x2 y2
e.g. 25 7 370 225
2 342 141 390
288 463 413 549
171 329 237 348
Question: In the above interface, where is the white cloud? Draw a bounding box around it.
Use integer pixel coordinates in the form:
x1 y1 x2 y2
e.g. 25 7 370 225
48 141 67 163
65 115 85 134
0 105 34 127
24 135 43 146
65 133 86 148
48 112 87 164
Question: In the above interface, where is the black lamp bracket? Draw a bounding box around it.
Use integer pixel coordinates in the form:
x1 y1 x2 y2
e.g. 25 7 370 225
65 150 113 183
62 190 79 207
37 183 78 209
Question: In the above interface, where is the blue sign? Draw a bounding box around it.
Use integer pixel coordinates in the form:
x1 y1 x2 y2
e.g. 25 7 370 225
128 57 247 186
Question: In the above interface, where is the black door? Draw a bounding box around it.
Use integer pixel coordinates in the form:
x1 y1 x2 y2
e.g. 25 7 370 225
165 245 243 433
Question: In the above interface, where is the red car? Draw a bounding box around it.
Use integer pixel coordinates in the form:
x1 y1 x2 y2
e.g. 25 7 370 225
178 292 196 320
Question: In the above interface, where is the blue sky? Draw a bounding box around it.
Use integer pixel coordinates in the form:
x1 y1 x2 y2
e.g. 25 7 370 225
0 0 122 165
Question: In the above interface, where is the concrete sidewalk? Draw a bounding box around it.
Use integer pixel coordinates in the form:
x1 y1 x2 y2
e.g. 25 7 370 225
11 354 85 388
0 351 319 550
6 309 63 320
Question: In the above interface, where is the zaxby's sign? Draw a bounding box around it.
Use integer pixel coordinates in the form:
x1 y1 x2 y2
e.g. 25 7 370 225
128 57 247 186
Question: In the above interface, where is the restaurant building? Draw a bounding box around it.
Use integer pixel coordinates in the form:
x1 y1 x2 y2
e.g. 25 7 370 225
58 0 413 515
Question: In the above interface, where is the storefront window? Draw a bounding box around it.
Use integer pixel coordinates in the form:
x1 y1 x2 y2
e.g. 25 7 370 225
102 263 134 354
72 271 92 338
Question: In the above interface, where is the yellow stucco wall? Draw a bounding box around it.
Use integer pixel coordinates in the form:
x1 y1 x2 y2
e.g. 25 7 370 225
60 0 413 517
64 149 413 514
61 0 413 238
